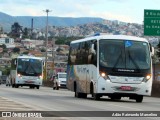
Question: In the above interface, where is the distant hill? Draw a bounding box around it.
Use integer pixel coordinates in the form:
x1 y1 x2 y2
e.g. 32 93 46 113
0 12 104 32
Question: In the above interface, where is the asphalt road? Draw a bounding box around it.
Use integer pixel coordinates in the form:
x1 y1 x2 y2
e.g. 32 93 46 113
0 84 160 120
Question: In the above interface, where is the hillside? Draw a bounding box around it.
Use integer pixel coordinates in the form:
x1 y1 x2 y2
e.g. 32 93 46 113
0 12 104 32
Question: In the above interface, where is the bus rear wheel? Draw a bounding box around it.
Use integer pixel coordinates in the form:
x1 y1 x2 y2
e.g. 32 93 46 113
75 92 87 98
93 93 100 100
15 84 19 88
12 84 15 88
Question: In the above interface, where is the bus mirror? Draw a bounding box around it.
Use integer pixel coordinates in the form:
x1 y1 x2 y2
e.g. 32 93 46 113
91 44 96 54
43 61 45 66
151 47 154 56
14 60 17 65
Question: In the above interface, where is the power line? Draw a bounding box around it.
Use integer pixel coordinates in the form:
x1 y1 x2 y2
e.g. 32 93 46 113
43 9 52 80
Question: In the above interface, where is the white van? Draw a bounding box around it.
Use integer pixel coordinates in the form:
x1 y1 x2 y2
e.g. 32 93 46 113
53 72 67 90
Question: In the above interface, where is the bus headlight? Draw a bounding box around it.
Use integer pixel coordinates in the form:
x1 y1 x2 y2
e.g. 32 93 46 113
17 73 22 78
38 75 43 79
100 72 110 80
142 74 151 82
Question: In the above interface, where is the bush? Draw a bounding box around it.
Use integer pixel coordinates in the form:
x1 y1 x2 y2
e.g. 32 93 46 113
42 80 53 87
151 80 160 97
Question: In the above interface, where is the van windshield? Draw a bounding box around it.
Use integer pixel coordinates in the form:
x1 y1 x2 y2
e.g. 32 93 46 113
59 74 66 78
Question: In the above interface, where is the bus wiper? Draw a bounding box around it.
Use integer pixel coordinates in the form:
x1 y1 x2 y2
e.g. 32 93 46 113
30 65 38 74
23 61 37 74
128 50 140 72
112 50 123 70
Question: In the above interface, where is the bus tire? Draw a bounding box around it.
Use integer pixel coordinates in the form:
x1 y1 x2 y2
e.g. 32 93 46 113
90 82 93 95
36 86 40 89
74 82 77 97
15 84 19 88
74 87 82 98
136 95 143 103
90 82 100 100
93 93 100 100
56 83 59 90
12 84 15 88
75 90 80 98
81 93 87 98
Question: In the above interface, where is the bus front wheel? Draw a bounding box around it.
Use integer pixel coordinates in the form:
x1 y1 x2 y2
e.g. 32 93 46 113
90 83 100 100
36 85 40 89
136 95 143 103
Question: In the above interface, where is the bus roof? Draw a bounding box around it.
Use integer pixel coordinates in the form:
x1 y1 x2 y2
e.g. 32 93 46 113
71 35 148 44
17 55 43 60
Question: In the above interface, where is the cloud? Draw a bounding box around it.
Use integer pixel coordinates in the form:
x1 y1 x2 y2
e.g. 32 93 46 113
0 0 144 23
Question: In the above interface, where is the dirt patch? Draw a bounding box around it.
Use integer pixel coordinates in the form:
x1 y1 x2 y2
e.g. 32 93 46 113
151 80 160 97
43 80 53 87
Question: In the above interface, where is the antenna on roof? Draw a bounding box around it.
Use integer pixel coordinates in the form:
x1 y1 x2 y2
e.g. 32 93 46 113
85 32 108 37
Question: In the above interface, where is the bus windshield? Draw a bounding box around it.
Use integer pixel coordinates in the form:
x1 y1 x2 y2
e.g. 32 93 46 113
17 58 42 76
99 39 151 71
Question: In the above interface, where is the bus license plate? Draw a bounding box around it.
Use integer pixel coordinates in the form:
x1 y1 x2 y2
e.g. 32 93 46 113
120 86 131 91
26 80 34 83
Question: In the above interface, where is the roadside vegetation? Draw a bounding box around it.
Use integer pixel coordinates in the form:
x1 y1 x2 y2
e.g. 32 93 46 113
151 80 160 97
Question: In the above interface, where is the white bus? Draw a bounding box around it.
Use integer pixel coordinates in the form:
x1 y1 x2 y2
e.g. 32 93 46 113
67 34 154 102
10 55 44 89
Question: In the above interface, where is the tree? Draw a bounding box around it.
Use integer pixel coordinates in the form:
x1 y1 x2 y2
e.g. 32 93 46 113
12 47 20 53
22 51 29 55
0 44 6 49
0 44 7 53
156 42 160 61
41 48 46 52
0 26 3 34
10 22 23 38
22 27 30 39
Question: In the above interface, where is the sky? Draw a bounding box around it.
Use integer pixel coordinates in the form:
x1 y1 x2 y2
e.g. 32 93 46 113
0 0 160 24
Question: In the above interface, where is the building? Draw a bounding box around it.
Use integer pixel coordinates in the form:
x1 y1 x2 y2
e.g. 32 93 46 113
0 37 15 48
21 39 44 49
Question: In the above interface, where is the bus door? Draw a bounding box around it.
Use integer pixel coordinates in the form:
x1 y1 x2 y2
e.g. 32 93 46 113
86 65 90 93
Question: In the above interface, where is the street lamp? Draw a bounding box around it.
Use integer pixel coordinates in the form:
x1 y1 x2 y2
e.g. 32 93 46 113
44 9 52 80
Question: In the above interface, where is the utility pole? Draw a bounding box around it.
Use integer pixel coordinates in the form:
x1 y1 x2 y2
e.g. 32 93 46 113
44 9 52 80
52 38 55 74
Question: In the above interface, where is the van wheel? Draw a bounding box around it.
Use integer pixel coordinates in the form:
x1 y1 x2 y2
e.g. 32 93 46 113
56 83 59 90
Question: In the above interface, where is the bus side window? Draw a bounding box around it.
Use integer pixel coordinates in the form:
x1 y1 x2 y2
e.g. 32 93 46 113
91 41 97 66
